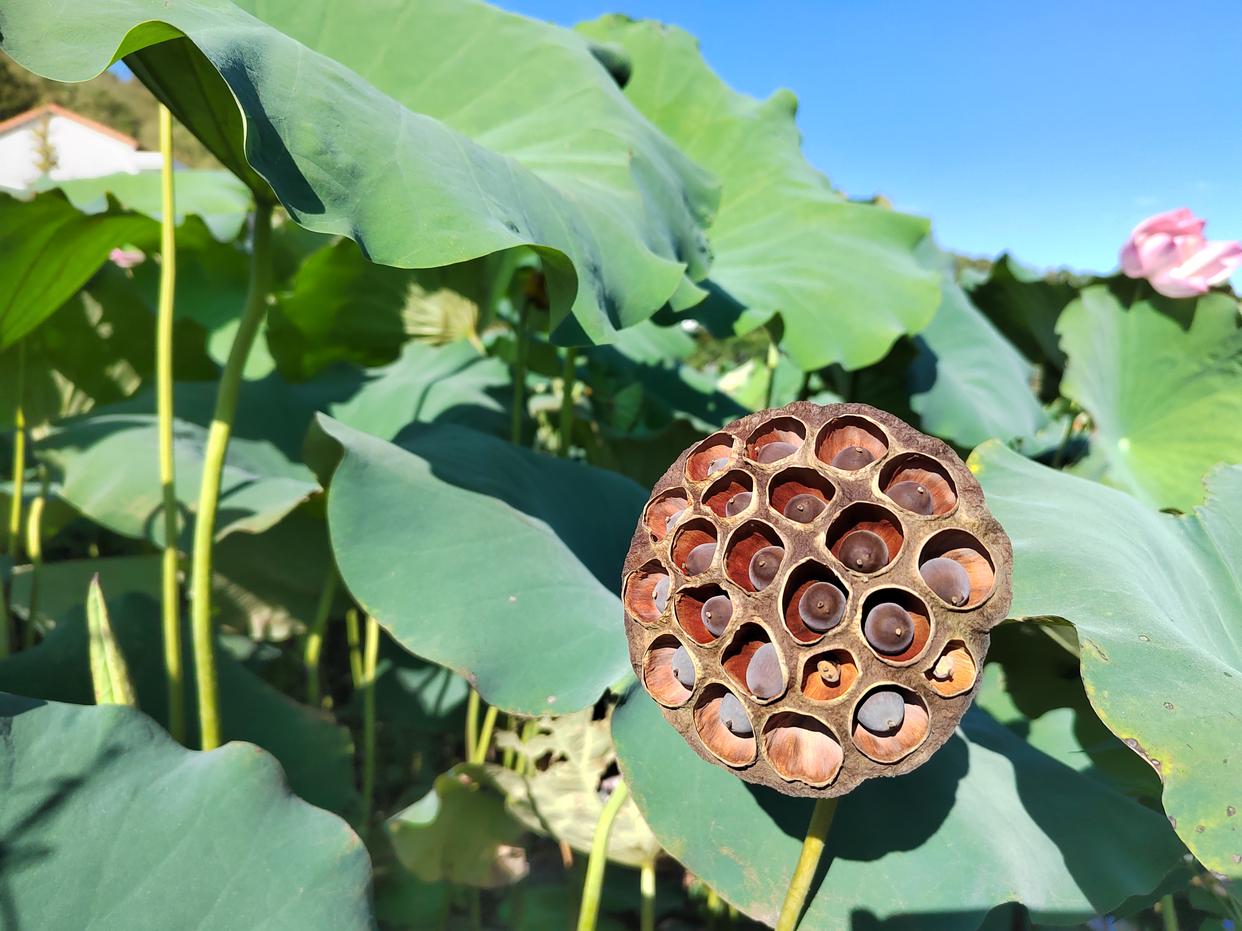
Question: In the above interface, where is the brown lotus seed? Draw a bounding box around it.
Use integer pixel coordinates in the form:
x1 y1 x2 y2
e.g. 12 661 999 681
783 493 825 523
857 690 905 736
838 530 889 572
745 642 783 699
684 542 716 575
755 440 798 464
921 556 971 605
725 492 752 516
817 659 841 686
719 693 753 736
701 593 733 637
864 603 915 655
798 582 845 633
747 545 784 590
652 575 670 614
831 445 875 470
887 481 933 515
671 645 695 688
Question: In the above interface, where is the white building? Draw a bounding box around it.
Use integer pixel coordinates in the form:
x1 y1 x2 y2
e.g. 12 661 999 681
0 103 163 191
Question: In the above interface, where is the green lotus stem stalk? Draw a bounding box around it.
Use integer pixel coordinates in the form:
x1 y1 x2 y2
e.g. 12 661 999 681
7 340 26 562
189 199 273 751
510 299 530 446
21 468 46 648
706 887 722 929
575 779 629 931
471 704 498 765
774 797 838 931
1160 894 1179 931
302 571 338 706
156 104 186 743
468 889 482 931
501 714 516 769
464 687 479 761
764 336 780 410
639 858 656 931
345 607 364 691
360 613 380 831
558 349 575 457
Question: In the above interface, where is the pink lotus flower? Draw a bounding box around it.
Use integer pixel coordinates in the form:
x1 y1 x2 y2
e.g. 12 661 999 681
1120 208 1242 298
108 247 145 269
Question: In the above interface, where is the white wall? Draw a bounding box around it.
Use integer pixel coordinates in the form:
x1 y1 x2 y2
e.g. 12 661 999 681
0 113 156 190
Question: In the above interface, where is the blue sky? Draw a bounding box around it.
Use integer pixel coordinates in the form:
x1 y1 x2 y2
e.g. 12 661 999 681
508 0 1242 275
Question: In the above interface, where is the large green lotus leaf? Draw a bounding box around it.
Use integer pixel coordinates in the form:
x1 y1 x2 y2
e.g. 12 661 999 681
0 575 358 817
386 763 528 889
909 247 1048 449
315 416 640 715
0 263 216 430
0 693 372 929
36 169 252 240
1056 285 1242 511
0 0 717 346
0 190 155 350
579 16 939 371
492 709 661 868
973 444 1242 877
613 684 1182 929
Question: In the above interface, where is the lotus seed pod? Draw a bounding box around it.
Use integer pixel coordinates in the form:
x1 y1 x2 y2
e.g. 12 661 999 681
747 545 783 590
887 481 933 515
671 646 696 688
864 603 915 655
623 401 1012 798
799 582 845 633
683 542 716 575
838 530 889 573
701 594 733 637
857 690 905 735
831 444 875 471
783 493 826 523
921 556 971 606
719 693 753 736
725 492 752 516
755 441 798 464
745 642 783 699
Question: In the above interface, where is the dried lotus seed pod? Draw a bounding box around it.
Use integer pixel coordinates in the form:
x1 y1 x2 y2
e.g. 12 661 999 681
623 401 1012 798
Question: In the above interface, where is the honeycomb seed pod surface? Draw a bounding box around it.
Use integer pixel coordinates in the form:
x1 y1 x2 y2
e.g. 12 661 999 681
623 402 1013 797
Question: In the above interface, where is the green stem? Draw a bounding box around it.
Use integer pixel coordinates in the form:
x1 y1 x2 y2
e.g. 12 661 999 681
7 340 26 561
501 714 516 769
345 607 364 691
575 780 629 931
21 469 45 649
510 300 530 446
156 104 185 743
469 889 482 931
465 686 480 761
302 571 337 706
763 336 780 410
1160 893 1179 931
774 797 837 931
189 200 273 750
360 613 380 831
558 348 575 457
706 887 721 929
471 704 498 765
639 858 656 931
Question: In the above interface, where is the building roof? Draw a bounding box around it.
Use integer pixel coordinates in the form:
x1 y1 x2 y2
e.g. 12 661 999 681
0 103 139 148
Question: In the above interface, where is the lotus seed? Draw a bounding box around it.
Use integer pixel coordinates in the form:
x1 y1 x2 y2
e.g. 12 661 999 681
701 593 733 637
831 445 875 470
857 690 905 736
745 642 783 699
838 529 889 572
864 602 915 654
782 493 825 523
747 545 784 590
798 582 845 633
706 455 730 476
755 440 798 463
817 659 841 686
887 480 933 515
684 542 716 575
718 693 753 736
725 491 752 516
664 506 688 534
652 575 670 614
921 556 971 606
671 646 695 689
